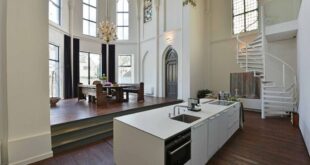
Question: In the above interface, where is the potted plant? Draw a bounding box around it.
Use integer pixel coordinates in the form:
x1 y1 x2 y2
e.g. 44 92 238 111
99 74 108 85
50 71 60 107
197 89 212 99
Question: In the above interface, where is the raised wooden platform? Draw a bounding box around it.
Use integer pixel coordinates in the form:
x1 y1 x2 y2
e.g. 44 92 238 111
50 96 182 153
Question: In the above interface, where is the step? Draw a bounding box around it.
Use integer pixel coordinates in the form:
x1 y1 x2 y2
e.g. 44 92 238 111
264 100 295 105
240 66 263 69
51 100 183 153
249 40 262 46
237 57 263 60
238 52 262 56
264 95 294 100
264 90 293 96
240 47 262 52
264 111 291 117
252 35 262 42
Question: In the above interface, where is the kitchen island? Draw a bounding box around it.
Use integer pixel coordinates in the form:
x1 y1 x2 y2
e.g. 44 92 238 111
114 99 240 165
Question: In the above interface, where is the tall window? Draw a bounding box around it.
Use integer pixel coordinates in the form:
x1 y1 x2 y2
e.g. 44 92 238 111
117 0 129 40
80 52 100 85
49 44 60 97
118 55 133 83
233 0 258 34
83 0 97 37
49 0 61 25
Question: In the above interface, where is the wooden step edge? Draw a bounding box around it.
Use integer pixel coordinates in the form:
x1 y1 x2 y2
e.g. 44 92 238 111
52 128 113 148
52 120 113 137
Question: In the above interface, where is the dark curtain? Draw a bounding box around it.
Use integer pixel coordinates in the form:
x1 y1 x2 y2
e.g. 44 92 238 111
101 44 116 83
64 35 72 99
101 44 107 76
73 38 80 97
109 44 116 83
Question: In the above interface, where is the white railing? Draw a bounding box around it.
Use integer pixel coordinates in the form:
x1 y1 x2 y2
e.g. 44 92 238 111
236 20 259 72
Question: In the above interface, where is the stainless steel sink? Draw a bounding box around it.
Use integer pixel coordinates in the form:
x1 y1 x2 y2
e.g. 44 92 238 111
171 114 201 123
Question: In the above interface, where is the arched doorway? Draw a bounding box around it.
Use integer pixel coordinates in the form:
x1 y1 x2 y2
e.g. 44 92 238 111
165 48 178 99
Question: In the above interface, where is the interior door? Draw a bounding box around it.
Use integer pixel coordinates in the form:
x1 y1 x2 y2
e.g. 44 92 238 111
165 49 178 99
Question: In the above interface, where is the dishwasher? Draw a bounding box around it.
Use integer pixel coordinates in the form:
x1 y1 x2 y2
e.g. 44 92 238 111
165 129 191 165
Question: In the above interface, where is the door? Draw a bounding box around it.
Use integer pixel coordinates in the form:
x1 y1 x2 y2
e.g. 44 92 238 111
165 49 178 99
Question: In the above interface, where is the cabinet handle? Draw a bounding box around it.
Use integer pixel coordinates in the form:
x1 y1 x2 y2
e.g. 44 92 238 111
169 140 191 155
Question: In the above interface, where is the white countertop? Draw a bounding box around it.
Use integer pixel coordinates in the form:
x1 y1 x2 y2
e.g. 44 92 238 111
114 99 239 140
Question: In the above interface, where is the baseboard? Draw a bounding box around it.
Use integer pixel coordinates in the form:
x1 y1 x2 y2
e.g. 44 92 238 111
8 132 53 165
9 152 53 165
299 119 310 156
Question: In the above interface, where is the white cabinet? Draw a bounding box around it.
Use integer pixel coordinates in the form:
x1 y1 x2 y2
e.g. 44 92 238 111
218 110 229 148
191 119 208 165
207 104 240 162
207 115 219 159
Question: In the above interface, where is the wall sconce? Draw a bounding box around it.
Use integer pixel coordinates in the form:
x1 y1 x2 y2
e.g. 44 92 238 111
165 31 176 45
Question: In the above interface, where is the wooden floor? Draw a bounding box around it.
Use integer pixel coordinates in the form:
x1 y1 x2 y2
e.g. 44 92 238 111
36 111 310 165
51 96 180 125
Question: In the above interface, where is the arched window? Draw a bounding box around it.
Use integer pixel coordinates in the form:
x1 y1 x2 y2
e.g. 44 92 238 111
117 0 129 40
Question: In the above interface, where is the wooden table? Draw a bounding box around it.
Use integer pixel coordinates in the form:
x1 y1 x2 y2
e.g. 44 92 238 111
78 84 133 102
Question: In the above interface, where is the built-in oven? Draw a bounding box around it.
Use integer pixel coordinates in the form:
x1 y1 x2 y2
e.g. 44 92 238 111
165 129 191 165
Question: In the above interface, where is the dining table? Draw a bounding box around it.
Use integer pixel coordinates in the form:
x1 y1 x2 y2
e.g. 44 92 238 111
78 84 134 102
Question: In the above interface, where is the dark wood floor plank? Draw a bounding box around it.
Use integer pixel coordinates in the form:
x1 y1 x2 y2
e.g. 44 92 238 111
34 111 310 165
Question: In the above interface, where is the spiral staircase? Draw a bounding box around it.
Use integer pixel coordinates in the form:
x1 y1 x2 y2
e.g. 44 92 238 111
236 7 298 119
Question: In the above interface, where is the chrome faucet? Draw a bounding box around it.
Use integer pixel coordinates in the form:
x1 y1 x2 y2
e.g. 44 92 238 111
172 105 189 117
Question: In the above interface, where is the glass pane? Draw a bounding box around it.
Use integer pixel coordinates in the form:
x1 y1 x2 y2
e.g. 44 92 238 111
117 27 124 40
83 20 89 35
123 0 129 12
89 22 97 37
80 52 89 85
83 5 89 19
89 54 100 84
233 0 244 16
123 27 129 40
89 0 97 7
119 55 131 66
83 0 89 4
245 0 258 12
51 0 60 6
123 13 129 26
118 67 132 84
233 14 245 34
117 13 123 26
117 0 124 12
49 60 60 97
246 10 258 31
49 44 59 60
89 7 96 22
49 2 60 25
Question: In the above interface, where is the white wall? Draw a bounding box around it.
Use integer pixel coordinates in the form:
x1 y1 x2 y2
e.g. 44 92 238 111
263 0 301 25
297 0 310 156
139 0 184 98
6 0 52 164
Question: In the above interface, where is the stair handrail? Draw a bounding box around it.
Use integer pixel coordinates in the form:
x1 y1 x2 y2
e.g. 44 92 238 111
265 52 296 74
235 20 259 45
265 52 297 101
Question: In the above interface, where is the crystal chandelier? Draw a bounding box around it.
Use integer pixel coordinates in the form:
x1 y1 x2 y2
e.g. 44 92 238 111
98 21 118 43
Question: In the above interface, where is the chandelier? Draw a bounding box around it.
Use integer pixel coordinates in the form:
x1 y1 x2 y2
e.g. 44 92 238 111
98 21 118 43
